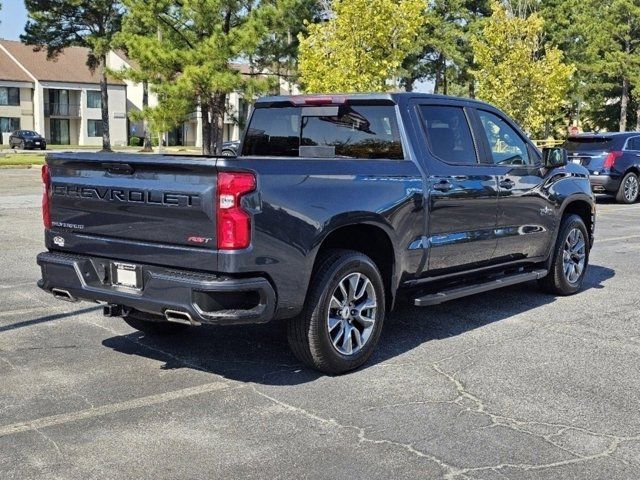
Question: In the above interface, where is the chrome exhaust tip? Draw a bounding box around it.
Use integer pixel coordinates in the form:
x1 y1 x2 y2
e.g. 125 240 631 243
51 288 78 302
164 309 199 326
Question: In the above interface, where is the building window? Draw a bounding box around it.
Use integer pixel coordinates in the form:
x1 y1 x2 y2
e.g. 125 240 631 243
0 87 20 106
87 91 102 109
0 117 20 133
87 119 103 137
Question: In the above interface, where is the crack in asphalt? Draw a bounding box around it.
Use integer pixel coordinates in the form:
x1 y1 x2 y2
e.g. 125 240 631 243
32 314 639 478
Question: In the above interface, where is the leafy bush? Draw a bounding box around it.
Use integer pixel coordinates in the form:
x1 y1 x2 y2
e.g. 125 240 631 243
129 136 142 147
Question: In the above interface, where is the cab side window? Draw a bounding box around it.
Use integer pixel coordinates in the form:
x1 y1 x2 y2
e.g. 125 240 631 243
626 137 640 151
478 110 531 166
420 105 478 165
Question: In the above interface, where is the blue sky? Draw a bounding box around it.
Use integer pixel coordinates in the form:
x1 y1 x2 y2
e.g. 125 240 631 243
0 1 28 40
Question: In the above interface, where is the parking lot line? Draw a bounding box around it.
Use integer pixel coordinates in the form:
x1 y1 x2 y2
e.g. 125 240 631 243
0 381 231 438
596 234 640 244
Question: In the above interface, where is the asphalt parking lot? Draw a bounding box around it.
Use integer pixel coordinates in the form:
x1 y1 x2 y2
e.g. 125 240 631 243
1 167 640 480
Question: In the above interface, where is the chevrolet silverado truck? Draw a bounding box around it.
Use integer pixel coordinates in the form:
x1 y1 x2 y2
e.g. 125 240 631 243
37 93 595 374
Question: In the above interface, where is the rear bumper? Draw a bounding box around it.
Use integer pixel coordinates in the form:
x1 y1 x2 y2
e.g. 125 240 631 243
590 174 620 193
37 251 276 325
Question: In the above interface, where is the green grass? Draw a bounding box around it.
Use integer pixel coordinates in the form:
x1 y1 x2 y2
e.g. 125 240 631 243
0 153 45 167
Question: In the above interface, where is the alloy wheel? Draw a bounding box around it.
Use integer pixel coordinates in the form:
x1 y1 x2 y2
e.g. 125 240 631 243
562 228 586 284
327 272 377 356
624 175 639 202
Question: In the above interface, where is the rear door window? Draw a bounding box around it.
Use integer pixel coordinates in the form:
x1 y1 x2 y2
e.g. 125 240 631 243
242 104 404 159
563 137 614 152
419 105 478 164
626 137 640 151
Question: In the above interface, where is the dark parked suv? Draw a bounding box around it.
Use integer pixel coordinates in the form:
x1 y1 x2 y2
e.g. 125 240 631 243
37 93 595 374
563 133 640 203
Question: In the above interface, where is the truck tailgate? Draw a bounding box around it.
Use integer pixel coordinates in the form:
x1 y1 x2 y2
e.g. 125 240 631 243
47 153 218 251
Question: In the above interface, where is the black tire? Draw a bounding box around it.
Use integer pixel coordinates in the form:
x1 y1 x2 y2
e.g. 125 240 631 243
122 309 190 335
287 249 386 375
221 149 235 157
538 214 589 296
615 172 639 204
19 141 25 150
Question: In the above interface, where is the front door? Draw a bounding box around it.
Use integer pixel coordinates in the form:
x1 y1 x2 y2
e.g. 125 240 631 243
51 119 70 145
413 101 499 275
473 109 555 262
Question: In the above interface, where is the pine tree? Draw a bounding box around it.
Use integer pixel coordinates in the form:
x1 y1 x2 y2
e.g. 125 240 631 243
250 0 319 93
21 1 124 152
585 0 640 131
121 1 273 155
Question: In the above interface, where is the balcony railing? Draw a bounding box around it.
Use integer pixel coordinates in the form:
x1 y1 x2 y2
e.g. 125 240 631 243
45 103 81 118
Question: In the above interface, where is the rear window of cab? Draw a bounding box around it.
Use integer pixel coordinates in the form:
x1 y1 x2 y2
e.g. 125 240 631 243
242 105 404 159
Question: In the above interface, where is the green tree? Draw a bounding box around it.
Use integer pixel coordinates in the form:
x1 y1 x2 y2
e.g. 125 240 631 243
400 0 490 95
120 1 272 155
298 0 426 92
583 0 640 131
21 1 124 151
472 1 574 136
250 0 319 93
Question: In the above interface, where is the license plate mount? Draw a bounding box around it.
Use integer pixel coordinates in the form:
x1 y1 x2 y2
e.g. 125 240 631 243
112 262 142 289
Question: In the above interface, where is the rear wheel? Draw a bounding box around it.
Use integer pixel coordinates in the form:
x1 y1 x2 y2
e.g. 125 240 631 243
616 172 639 204
287 249 385 375
538 214 589 296
122 310 190 335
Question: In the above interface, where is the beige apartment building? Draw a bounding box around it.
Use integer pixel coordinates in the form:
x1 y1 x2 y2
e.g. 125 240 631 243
0 40 128 146
1 39 293 148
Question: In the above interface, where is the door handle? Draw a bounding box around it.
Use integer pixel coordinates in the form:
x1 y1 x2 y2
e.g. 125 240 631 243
499 178 515 189
432 180 453 192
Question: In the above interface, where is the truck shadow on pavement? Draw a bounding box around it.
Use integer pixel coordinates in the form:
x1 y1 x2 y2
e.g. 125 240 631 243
101 264 614 385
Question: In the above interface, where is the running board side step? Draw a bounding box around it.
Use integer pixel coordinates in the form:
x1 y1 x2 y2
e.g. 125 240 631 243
414 269 548 307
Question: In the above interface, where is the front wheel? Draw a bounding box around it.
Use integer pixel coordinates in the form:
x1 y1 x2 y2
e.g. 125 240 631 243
538 214 589 296
122 310 190 335
287 250 386 375
616 172 639 204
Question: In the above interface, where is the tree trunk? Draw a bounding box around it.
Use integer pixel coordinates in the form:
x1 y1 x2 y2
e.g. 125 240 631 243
210 93 226 155
201 94 226 155
620 77 629 132
468 79 475 99
443 64 448 96
140 80 153 152
636 104 640 132
433 53 446 95
99 55 112 152
201 100 212 155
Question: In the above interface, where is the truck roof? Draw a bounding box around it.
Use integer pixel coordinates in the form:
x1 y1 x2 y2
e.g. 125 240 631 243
255 92 496 109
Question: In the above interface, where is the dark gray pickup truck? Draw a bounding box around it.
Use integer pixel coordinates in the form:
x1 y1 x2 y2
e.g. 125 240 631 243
38 93 595 374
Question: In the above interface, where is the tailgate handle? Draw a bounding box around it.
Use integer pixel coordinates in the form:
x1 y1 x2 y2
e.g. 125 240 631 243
104 163 135 175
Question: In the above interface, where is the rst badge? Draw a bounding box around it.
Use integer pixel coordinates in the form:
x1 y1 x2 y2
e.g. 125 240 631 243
187 236 213 244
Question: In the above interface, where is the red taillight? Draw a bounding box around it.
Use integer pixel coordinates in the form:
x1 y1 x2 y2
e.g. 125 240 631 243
216 172 256 250
604 151 623 169
41 165 52 229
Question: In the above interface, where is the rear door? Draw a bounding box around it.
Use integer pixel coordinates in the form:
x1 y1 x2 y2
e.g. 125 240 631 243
472 108 554 262
411 99 499 275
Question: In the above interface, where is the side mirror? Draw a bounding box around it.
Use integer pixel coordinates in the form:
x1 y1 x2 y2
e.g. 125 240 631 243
542 147 568 168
